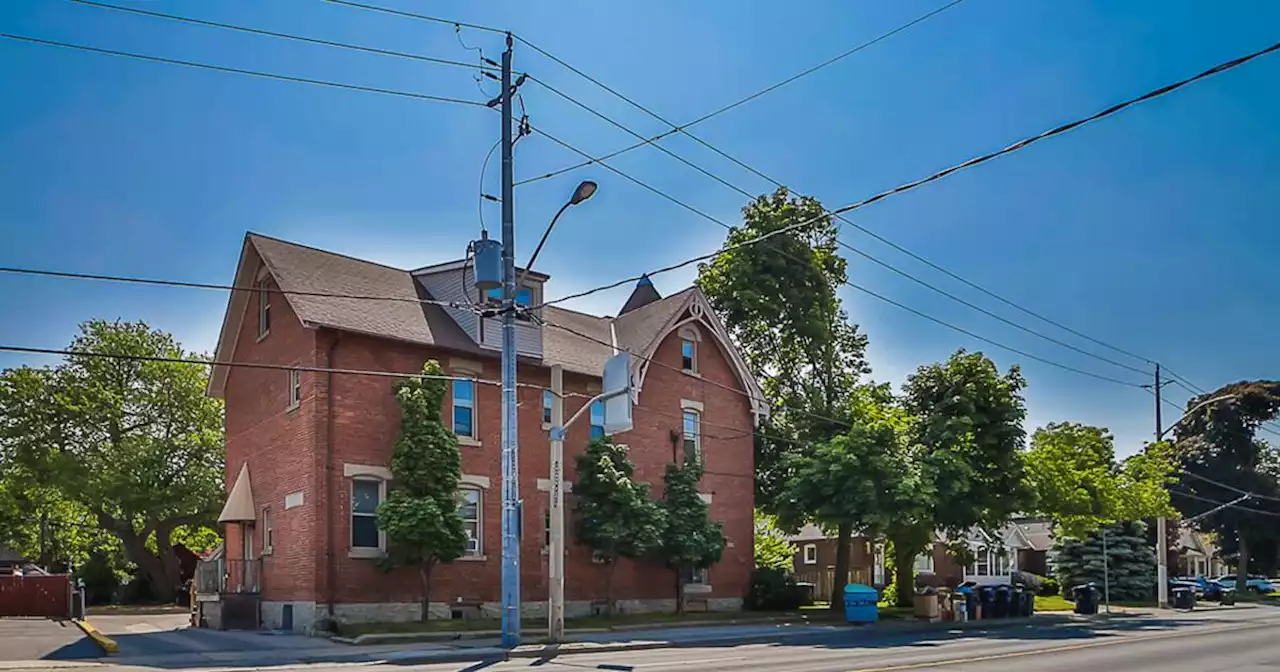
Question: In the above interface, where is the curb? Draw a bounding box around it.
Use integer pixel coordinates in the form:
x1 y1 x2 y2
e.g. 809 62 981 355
73 620 118 655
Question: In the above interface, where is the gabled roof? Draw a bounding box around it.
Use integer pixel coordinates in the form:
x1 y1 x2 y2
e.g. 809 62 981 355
208 234 765 415
619 275 662 313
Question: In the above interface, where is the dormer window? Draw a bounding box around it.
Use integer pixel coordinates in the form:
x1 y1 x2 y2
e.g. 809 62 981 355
484 286 534 320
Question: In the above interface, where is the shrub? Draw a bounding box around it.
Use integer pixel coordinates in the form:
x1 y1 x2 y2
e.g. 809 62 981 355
745 567 805 611
879 581 898 606
1040 576 1061 597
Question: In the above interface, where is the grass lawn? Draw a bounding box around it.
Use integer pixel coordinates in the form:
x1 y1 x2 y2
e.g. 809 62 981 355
1034 594 1075 612
87 604 190 615
335 608 837 638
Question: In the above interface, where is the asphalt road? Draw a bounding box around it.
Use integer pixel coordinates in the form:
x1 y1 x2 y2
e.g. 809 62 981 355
405 608 1280 672
0 618 99 661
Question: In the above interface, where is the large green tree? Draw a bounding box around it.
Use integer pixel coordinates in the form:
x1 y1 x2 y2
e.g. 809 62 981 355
572 437 663 612
752 511 797 572
1172 382 1280 582
1024 423 1175 538
886 349 1033 606
776 384 932 610
0 321 224 601
375 360 468 621
656 455 725 614
697 188 869 511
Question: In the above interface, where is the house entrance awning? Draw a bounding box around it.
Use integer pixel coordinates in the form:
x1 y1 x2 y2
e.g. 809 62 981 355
217 463 256 523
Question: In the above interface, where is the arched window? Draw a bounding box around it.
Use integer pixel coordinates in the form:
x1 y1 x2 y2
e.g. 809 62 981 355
678 325 701 373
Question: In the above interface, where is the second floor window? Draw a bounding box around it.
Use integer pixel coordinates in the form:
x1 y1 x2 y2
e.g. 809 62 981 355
288 370 301 409
351 480 382 549
452 380 475 437
590 400 605 440
459 488 482 556
683 410 701 462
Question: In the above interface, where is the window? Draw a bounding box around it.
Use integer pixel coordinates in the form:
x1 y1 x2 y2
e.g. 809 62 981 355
994 550 1010 576
452 380 475 437
803 544 817 565
681 338 697 373
683 410 701 462
288 370 301 409
484 287 533 319
262 508 273 553
971 549 991 576
590 400 605 440
351 480 382 550
681 566 709 585
459 488 482 556
913 552 934 574
257 279 271 338
543 390 553 425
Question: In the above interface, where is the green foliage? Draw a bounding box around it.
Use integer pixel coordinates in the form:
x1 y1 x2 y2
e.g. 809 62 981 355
1024 423 1174 537
697 188 869 510
1171 382 1280 579
0 321 224 601
573 437 663 608
1039 575 1061 598
1050 521 1155 601
657 455 726 612
375 361 467 621
744 567 805 611
752 511 797 571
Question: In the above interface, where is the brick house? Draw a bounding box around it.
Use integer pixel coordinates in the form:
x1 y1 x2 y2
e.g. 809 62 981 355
206 233 766 632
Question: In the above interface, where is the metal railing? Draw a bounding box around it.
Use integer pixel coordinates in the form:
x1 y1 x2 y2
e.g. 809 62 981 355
194 558 260 595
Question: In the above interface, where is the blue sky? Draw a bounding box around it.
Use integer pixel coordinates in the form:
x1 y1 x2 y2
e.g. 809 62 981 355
2 0 1277 454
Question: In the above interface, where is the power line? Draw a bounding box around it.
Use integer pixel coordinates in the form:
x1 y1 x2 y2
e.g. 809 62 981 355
522 74 1150 378
1170 489 1280 517
323 0 508 35
0 266 475 310
69 0 499 72
528 125 1146 388
1180 469 1280 503
1159 374 1280 439
512 0 966 185
0 344 562 394
0 33 487 107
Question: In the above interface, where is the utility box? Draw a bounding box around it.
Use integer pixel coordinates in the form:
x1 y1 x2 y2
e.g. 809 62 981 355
843 584 879 624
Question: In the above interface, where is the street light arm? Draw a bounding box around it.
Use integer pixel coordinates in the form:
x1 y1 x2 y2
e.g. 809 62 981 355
518 200 571 289
1158 394 1238 441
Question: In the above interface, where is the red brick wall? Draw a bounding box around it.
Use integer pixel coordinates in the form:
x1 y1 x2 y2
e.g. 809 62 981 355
226 295 755 608
223 266 319 603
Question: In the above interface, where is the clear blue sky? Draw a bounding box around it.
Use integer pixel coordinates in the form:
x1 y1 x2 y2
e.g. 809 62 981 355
2 0 1277 454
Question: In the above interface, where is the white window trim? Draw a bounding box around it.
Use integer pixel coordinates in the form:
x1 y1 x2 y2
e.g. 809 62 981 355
287 369 301 410
451 379 479 443
459 486 483 558
343 463 393 480
261 507 273 556
803 544 817 565
460 474 491 489
913 551 934 574
680 399 705 412
682 408 702 463
678 326 700 375
349 477 386 559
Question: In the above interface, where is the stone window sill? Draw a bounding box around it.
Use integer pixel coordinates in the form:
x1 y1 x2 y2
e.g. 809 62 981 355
457 435 483 448
457 554 487 562
349 547 386 560
541 422 553 431
683 583 713 594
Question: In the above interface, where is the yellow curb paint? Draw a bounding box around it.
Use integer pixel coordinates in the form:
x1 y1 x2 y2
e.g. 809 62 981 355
844 619 1278 672
74 620 119 655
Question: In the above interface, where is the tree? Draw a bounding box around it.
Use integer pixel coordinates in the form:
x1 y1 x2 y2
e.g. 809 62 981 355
886 349 1034 606
753 511 797 572
697 188 869 511
1024 423 1175 538
572 437 663 612
1051 521 1156 601
374 361 467 621
776 384 932 610
657 455 725 614
0 321 224 601
1172 382 1280 586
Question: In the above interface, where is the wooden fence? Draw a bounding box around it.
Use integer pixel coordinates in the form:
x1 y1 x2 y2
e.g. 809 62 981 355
0 574 71 618
794 567 874 602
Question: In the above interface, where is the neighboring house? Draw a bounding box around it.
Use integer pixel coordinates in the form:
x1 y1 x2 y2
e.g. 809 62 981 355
1176 526 1226 578
789 518 1054 591
0 546 28 576
206 233 765 632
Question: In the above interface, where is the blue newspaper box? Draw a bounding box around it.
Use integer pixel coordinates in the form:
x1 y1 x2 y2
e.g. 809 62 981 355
843 584 879 624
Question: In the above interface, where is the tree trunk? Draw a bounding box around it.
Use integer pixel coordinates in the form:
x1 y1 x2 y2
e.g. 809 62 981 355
675 567 685 615
830 521 853 612
1237 526 1249 593
118 526 175 602
606 558 618 616
419 561 433 622
154 523 182 601
894 539 915 608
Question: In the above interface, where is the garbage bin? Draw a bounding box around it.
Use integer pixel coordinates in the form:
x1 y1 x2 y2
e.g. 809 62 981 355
993 585 1013 618
843 584 879 624
1023 588 1036 616
951 593 970 622
914 592 941 620
1172 586 1195 610
978 586 996 619
1011 586 1026 617
1073 584 1098 615
1220 589 1236 606
795 581 816 606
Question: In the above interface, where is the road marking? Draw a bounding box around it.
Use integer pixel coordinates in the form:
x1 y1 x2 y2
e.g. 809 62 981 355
634 655 749 667
844 619 1280 672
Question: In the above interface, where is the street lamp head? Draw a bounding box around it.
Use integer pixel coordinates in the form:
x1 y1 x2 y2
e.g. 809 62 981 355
569 180 597 205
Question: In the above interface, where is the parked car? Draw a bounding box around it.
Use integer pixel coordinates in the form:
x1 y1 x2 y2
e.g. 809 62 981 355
1181 576 1228 600
1169 577 1203 599
1213 575 1275 594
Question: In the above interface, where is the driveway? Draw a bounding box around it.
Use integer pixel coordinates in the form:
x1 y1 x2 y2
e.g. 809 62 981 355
0 617 101 661
88 613 346 661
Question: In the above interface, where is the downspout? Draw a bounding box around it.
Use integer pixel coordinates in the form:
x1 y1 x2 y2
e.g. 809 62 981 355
325 331 341 621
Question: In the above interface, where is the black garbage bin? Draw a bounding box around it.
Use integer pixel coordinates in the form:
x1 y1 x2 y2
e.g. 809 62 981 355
978 586 996 619
1172 586 1195 610
1073 584 1098 615
1024 589 1036 616
1011 586 1027 617
965 591 981 620
1220 589 1236 606
993 585 1012 618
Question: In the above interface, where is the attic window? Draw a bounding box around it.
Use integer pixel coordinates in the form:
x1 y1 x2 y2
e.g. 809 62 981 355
257 279 271 338
484 287 534 320
677 325 701 373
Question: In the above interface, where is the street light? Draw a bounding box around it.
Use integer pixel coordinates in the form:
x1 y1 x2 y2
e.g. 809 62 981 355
1157 394 1238 441
520 181 598 285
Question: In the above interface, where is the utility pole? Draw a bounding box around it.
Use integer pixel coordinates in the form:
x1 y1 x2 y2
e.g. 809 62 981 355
1155 362 1168 609
498 32 521 649
548 364 565 642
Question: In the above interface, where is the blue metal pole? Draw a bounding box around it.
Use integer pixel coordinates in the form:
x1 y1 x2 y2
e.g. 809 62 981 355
498 33 521 649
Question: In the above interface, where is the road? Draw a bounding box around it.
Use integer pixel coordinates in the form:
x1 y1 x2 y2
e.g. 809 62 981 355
408 608 1280 672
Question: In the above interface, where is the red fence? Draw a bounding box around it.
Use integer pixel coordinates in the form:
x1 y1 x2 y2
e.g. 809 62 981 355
0 575 71 618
